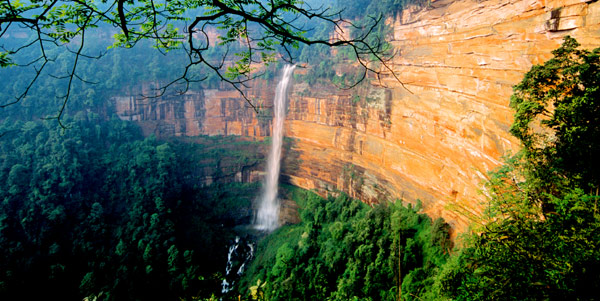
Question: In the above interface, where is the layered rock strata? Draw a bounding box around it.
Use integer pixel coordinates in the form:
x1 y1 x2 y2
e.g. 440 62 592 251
114 0 600 229
114 87 272 137
379 0 600 226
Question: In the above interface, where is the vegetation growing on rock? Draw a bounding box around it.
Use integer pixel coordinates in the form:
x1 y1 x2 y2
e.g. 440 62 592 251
437 36 600 300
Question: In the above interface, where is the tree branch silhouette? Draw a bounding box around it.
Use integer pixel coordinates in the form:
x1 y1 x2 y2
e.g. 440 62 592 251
1 0 403 116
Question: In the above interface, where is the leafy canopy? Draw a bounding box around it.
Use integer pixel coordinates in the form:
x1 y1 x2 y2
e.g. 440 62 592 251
510 36 600 192
239 189 452 301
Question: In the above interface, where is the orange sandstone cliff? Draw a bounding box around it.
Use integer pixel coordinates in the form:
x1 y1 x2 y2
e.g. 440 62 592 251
114 0 600 229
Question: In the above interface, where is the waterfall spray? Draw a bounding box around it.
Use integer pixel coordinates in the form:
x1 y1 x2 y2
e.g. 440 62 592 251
255 64 296 231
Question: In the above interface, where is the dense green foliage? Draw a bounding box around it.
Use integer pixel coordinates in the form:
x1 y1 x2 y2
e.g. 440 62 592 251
510 36 600 191
439 37 600 300
0 117 262 300
238 187 452 300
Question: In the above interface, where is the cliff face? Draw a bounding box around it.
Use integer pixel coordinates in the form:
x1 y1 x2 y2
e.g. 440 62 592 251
113 87 271 137
114 0 600 229
380 0 600 226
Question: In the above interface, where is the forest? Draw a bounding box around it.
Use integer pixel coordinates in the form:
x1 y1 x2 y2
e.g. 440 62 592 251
237 188 452 300
0 117 266 300
2 0 600 300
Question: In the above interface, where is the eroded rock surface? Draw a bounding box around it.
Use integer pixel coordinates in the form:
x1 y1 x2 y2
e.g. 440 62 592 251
114 0 600 229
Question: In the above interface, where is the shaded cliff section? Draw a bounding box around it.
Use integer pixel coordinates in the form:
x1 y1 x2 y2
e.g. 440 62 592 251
113 85 273 138
112 0 600 230
113 85 274 188
175 135 268 187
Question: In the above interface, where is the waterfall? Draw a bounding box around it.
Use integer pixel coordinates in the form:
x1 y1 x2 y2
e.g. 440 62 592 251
255 64 296 231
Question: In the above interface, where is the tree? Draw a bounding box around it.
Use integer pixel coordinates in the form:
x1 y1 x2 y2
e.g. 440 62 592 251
510 36 600 195
439 36 600 301
0 0 400 126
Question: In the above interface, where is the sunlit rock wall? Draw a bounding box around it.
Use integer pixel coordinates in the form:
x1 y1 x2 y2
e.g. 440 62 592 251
114 0 600 229
380 0 600 226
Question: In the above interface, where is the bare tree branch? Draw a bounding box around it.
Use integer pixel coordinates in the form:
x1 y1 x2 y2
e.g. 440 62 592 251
42 10 93 128
1 0 406 118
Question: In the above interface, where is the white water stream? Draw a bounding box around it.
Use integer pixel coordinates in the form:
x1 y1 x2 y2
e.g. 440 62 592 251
255 65 296 231
221 237 255 294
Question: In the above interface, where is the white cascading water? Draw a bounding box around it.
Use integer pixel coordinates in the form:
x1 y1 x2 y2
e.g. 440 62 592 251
221 237 255 294
221 237 240 294
255 64 296 231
